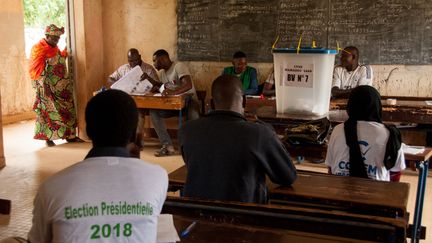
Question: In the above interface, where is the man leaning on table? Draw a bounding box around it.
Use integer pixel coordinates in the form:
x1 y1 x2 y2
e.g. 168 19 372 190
107 48 161 149
331 46 373 98
150 49 199 157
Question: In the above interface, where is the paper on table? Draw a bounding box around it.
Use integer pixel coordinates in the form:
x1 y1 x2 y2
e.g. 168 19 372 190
157 214 180 243
402 143 425 155
159 84 165 93
111 66 153 95
425 100 432 105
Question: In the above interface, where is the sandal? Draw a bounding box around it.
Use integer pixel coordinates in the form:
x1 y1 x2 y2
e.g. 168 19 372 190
66 137 85 143
154 145 176 157
46 140 56 147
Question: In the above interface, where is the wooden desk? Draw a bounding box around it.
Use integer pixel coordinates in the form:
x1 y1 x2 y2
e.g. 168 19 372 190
131 94 191 137
168 166 410 218
131 94 190 110
270 172 409 218
247 97 432 124
163 196 407 242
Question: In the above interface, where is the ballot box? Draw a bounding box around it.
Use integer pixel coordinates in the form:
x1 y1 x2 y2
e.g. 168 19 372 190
272 48 337 116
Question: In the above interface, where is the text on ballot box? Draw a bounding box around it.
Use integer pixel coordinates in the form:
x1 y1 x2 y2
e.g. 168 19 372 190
282 64 314 88
273 48 337 116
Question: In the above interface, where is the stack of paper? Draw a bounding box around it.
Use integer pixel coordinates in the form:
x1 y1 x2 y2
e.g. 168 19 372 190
157 214 180 243
111 66 153 95
402 143 425 155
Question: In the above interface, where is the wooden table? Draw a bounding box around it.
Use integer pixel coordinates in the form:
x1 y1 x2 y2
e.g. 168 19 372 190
163 196 407 242
131 94 191 136
247 97 432 124
168 166 410 218
131 94 190 110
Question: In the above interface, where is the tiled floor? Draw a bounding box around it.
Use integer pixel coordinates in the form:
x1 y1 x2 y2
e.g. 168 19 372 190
0 120 431 241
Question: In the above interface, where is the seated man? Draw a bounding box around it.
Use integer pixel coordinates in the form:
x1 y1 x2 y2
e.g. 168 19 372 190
107 48 160 87
28 90 168 242
179 75 297 203
107 48 161 148
331 46 373 98
150 49 198 156
325 86 405 182
222 51 259 95
262 69 275 96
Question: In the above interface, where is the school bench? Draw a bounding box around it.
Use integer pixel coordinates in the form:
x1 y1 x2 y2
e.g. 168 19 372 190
163 196 407 242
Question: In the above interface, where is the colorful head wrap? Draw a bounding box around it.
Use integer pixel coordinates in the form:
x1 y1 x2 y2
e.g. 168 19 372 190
45 24 64 37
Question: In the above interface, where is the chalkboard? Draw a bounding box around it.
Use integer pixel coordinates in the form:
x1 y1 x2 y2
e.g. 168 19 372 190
177 0 432 64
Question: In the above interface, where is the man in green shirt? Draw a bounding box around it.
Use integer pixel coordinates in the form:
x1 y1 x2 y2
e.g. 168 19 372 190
222 51 258 95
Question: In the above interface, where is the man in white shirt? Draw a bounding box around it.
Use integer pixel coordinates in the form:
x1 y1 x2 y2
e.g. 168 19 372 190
331 46 373 98
28 90 168 243
150 49 198 156
107 48 161 149
107 48 160 88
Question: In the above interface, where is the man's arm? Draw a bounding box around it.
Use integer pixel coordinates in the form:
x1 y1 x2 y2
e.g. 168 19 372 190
107 67 122 88
331 86 352 99
244 68 259 95
28 190 51 243
162 75 193 96
140 72 161 88
358 65 373 86
107 77 117 88
263 82 275 96
260 127 297 186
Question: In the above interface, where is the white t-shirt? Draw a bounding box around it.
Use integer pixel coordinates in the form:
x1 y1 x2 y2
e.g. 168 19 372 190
28 156 168 243
332 65 373 90
159 61 196 96
325 121 405 181
109 62 160 82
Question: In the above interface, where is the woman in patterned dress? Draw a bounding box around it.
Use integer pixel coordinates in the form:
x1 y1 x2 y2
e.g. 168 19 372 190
29 24 82 146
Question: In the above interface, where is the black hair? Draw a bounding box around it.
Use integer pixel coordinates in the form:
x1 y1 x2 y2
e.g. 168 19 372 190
85 89 138 147
128 48 140 56
153 49 169 57
233 51 246 59
344 46 359 57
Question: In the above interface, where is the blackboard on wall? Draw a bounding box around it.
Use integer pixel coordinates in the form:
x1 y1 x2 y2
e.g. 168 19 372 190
177 0 432 64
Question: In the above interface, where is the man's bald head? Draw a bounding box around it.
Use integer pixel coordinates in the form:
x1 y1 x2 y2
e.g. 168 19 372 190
127 48 142 68
211 75 244 113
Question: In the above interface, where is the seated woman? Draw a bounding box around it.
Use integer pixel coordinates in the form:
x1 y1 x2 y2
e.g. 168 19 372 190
325 86 405 182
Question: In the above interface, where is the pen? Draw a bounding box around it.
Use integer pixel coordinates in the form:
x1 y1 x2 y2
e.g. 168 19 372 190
180 221 197 238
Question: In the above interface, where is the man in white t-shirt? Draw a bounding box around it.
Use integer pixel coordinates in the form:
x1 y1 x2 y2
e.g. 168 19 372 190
331 46 373 98
325 86 405 182
107 48 160 88
28 90 168 243
107 48 161 149
150 49 198 157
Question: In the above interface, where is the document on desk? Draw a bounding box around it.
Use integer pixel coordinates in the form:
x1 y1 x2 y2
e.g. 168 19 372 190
157 214 180 243
111 66 153 95
402 143 425 155
425 100 432 105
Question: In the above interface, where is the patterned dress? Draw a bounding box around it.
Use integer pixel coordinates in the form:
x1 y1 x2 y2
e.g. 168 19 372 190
31 41 77 141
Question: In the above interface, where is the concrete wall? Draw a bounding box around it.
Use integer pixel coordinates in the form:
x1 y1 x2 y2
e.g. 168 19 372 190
102 0 177 82
73 0 104 138
0 1 34 123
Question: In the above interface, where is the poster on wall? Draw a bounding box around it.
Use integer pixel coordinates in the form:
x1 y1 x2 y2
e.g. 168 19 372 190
281 63 314 88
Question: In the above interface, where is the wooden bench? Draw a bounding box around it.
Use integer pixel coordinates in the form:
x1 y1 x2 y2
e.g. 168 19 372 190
163 196 407 242
168 166 410 219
